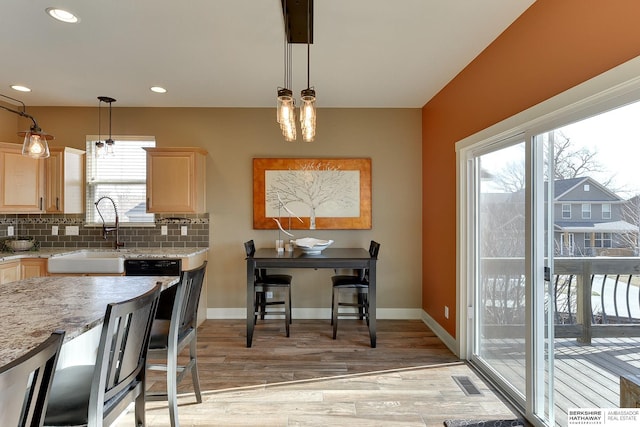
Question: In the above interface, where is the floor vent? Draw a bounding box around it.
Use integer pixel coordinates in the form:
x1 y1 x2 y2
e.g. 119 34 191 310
452 375 482 396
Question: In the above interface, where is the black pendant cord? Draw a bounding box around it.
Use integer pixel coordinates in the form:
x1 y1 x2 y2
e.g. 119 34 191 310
306 0 311 88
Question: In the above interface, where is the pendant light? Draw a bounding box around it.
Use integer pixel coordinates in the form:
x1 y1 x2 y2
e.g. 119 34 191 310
277 0 296 142
0 93 52 158
300 0 316 142
96 96 116 157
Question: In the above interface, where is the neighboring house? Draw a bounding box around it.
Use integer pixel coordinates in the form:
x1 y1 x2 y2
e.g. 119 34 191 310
553 177 639 256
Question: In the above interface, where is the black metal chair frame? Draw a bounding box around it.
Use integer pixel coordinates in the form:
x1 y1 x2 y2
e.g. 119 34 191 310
146 261 207 427
0 330 65 427
244 240 292 337
44 286 160 427
331 240 380 340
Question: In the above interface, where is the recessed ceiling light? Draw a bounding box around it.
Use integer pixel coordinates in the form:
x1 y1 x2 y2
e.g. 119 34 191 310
10 85 31 92
150 86 167 94
46 8 79 23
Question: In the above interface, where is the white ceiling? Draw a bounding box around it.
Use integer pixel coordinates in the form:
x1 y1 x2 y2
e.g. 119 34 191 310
0 0 535 108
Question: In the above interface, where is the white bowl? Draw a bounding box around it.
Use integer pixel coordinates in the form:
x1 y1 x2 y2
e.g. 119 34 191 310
7 239 34 251
293 238 334 254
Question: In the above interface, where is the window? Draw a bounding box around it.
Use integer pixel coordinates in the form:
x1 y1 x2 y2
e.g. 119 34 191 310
582 203 591 219
85 138 155 224
562 204 571 219
585 232 612 248
584 184 590 191
602 203 611 219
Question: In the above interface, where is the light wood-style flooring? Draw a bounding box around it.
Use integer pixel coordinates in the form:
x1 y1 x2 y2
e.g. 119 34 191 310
116 319 522 426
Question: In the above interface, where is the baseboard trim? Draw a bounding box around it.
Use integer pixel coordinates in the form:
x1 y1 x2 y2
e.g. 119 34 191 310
206 307 423 320
421 310 459 357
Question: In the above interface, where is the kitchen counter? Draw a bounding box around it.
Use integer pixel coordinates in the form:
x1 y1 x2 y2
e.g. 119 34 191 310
0 247 208 262
0 275 179 367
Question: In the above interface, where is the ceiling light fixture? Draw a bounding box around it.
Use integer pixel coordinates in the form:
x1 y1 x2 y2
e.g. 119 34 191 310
150 86 167 93
11 85 31 92
300 0 316 142
0 93 52 158
45 8 79 24
96 96 116 157
276 0 315 142
277 0 296 142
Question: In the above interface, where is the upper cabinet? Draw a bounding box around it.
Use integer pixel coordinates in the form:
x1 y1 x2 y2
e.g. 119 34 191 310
144 147 207 213
45 147 85 213
0 142 45 213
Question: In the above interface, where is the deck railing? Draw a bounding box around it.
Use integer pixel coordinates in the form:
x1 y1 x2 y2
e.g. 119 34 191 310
480 257 640 344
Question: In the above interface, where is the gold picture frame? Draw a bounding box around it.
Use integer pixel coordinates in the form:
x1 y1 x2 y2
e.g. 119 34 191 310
253 158 372 230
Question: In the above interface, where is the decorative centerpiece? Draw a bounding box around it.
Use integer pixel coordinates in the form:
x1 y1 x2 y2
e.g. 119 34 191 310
1 236 40 252
293 238 334 254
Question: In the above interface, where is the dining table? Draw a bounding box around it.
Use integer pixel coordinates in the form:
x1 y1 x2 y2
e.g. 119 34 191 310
246 247 377 348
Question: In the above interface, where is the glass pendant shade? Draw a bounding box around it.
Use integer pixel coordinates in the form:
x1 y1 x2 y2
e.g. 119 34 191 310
277 88 297 141
300 88 316 142
19 128 52 158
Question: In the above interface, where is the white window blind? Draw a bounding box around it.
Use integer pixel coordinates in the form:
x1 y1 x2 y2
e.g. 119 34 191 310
86 138 155 224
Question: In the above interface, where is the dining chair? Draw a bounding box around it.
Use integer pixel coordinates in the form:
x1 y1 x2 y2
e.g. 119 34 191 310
44 286 161 427
244 240 292 337
331 240 380 340
146 261 207 427
0 330 65 427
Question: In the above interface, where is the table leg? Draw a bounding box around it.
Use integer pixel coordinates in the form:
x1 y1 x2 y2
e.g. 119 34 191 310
246 260 255 347
368 259 377 348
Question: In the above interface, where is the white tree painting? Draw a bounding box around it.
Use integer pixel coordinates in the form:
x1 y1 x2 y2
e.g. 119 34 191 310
265 161 360 229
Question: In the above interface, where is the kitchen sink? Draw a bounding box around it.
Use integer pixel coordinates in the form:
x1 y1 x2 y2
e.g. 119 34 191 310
47 250 125 274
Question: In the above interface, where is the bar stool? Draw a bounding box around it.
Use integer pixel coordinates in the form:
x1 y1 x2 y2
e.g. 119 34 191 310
245 240 292 337
331 240 380 340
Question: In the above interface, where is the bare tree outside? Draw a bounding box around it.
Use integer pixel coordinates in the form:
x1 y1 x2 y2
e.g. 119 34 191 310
621 196 640 255
494 131 611 192
266 162 358 229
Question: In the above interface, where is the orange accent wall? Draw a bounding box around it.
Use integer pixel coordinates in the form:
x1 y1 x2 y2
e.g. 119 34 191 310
422 0 640 337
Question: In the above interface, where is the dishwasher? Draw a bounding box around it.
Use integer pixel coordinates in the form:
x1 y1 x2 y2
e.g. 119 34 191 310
124 259 182 319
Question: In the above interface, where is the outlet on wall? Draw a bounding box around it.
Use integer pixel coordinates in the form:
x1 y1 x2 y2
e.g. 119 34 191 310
180 225 188 236
7 226 14 236
65 226 79 236
51 225 59 236
265 291 273 299
161 225 168 235
444 306 449 319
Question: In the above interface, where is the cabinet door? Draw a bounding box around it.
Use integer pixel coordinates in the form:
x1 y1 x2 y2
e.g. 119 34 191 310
21 258 48 279
45 147 85 213
0 143 45 213
0 261 20 284
145 148 206 213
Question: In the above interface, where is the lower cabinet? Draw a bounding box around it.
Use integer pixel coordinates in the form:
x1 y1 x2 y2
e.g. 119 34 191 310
0 258 48 284
0 260 20 284
20 259 48 279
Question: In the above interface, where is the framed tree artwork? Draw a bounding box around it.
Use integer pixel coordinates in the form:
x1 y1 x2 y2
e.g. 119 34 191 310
253 158 372 230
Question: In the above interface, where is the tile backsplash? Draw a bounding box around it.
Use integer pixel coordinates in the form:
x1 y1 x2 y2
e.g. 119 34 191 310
0 213 209 249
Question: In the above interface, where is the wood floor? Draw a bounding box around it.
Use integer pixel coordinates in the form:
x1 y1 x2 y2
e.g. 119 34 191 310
116 319 522 426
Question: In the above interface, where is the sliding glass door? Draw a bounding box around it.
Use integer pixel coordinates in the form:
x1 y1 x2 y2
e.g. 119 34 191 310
467 135 554 426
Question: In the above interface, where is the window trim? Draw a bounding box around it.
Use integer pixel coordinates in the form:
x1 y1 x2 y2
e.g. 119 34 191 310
602 203 612 219
562 203 571 219
582 203 591 219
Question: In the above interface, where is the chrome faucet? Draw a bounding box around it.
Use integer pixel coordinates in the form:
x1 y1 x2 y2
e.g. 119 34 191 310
95 196 124 249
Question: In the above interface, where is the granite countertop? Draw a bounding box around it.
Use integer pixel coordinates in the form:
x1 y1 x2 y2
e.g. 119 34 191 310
0 275 179 366
0 247 208 262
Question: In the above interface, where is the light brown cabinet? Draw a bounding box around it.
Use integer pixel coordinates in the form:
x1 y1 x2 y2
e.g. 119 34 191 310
0 142 45 213
0 260 20 284
20 258 48 279
0 258 48 284
45 147 85 213
144 147 207 213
